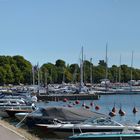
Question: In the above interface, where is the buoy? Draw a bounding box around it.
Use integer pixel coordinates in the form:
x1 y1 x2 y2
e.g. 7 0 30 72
112 106 117 113
90 102 94 107
95 105 100 110
133 107 138 114
82 102 86 107
73 103 75 105
109 111 116 117
68 104 73 108
119 108 125 116
75 100 80 104
63 98 68 102
85 105 90 109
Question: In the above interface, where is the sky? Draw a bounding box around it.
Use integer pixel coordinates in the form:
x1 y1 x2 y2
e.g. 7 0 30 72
0 0 140 68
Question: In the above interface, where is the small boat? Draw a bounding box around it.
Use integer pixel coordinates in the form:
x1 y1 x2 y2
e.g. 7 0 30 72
5 106 34 117
67 131 140 140
0 98 30 118
35 117 140 138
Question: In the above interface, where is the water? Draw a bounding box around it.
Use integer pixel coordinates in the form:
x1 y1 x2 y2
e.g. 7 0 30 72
45 94 140 124
94 94 140 124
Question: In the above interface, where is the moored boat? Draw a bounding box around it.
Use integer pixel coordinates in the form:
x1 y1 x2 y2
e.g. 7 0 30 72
25 106 107 128
6 107 34 117
35 117 140 138
67 131 140 140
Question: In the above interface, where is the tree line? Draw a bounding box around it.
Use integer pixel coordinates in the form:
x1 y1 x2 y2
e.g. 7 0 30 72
0 55 140 85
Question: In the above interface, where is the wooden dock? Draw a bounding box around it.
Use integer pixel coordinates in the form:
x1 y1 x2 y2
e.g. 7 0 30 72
37 93 100 101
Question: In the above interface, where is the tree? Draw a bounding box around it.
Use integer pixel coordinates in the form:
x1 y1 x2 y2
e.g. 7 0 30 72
0 67 6 85
41 63 57 84
69 64 80 83
4 64 14 84
11 64 23 84
13 55 32 84
55 59 66 68
98 60 107 67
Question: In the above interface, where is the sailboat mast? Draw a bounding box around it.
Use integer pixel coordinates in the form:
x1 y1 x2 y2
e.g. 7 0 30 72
131 51 134 81
32 65 35 86
119 55 121 83
45 71 47 87
62 67 65 84
38 63 40 87
90 58 93 84
80 46 84 87
105 43 108 80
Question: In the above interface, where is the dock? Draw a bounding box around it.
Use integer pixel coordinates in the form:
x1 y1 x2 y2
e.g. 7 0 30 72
37 93 100 101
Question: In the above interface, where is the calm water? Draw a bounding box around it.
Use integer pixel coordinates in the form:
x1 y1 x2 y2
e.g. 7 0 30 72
37 94 140 139
45 94 140 124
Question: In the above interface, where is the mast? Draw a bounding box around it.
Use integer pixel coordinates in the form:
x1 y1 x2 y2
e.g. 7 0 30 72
131 51 134 81
83 55 86 84
45 71 47 87
105 43 108 90
37 62 40 87
80 46 84 87
32 65 35 86
90 58 93 84
62 67 65 84
119 55 121 83
105 43 108 81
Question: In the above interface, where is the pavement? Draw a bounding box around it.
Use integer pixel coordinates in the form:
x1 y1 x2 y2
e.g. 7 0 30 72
0 125 25 140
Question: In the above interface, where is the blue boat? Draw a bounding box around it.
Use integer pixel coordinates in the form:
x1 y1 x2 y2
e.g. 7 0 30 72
67 132 140 140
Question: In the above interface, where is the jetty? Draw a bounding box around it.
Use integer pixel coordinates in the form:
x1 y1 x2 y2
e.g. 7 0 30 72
37 93 100 101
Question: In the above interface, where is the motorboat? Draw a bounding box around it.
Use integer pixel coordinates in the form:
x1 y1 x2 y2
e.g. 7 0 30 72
0 98 28 117
5 104 35 117
0 97 35 118
67 131 140 140
35 117 140 138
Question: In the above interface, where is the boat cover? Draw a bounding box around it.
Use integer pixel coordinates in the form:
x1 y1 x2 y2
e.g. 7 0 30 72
39 106 108 122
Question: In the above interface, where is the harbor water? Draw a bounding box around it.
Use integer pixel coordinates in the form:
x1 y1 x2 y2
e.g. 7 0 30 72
45 94 140 125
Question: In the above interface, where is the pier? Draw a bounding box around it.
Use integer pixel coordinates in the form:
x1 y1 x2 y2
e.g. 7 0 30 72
37 93 100 101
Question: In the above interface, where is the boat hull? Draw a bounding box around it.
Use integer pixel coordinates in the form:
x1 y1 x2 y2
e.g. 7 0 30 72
68 133 140 140
6 109 32 117
35 124 140 139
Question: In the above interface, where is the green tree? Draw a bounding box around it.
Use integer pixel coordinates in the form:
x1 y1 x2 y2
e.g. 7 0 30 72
0 67 6 85
55 59 66 68
11 64 23 84
4 64 14 84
